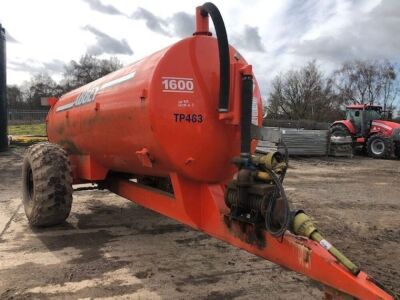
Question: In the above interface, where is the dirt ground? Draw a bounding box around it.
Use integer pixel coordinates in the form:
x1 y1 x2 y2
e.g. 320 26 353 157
0 146 399 300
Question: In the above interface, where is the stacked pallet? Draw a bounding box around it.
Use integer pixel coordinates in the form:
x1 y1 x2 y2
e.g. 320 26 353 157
256 128 329 156
280 129 329 156
329 136 353 157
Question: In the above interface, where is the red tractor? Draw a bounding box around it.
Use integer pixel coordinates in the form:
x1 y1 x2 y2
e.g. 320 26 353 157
331 104 400 158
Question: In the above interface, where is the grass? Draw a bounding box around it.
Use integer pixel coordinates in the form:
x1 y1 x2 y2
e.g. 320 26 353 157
8 123 47 136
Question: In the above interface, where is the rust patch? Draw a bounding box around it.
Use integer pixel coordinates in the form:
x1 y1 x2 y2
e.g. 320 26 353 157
289 239 312 270
223 215 266 249
58 140 82 155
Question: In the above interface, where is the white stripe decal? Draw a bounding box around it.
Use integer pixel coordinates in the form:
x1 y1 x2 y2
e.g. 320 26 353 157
372 121 392 131
56 102 74 112
55 71 136 113
100 71 136 91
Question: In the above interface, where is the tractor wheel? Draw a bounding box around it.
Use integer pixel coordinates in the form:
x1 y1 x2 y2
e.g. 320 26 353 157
22 142 73 227
366 135 393 159
395 142 400 158
330 124 350 137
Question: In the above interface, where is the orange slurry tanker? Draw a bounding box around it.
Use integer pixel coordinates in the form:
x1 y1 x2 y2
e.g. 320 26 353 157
21 3 396 299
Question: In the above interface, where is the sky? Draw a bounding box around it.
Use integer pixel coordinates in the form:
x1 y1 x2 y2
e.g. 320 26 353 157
1 0 399 100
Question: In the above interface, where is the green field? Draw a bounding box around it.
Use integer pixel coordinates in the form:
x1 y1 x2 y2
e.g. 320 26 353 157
8 123 47 136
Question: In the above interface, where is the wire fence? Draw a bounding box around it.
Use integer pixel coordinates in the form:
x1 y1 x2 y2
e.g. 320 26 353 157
8 109 48 125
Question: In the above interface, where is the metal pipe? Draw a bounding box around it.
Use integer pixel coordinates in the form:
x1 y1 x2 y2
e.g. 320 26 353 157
0 23 8 152
240 73 253 158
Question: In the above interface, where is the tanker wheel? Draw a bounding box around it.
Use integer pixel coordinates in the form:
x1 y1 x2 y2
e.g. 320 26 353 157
22 142 73 227
366 135 393 159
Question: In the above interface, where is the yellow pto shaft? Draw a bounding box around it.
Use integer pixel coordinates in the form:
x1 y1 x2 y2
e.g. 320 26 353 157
292 212 360 275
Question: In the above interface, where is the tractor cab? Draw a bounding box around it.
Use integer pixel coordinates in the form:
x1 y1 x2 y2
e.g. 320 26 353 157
345 104 382 136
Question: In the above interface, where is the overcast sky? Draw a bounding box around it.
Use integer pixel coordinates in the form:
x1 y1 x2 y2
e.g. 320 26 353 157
1 0 399 97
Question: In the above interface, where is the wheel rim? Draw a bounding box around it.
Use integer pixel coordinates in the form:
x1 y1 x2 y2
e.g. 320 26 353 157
371 139 385 155
26 167 34 201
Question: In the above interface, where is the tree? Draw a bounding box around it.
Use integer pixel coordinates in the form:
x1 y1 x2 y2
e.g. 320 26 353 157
21 73 58 109
267 61 342 122
332 60 399 113
6 54 124 110
379 61 398 113
7 85 24 109
62 54 122 91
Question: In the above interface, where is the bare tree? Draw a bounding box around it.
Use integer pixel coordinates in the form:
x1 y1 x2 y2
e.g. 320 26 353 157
332 60 398 112
20 73 58 109
267 61 342 121
6 85 24 109
379 61 398 113
62 54 122 91
7 54 124 110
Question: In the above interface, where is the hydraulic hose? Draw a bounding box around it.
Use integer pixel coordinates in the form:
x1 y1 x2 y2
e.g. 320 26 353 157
200 2 230 112
264 167 291 237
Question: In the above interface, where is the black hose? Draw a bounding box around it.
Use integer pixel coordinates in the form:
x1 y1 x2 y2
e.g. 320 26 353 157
279 140 289 183
200 2 230 112
264 167 291 237
240 74 253 157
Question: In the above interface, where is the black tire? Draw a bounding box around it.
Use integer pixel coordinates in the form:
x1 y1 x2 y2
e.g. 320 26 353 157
395 142 400 159
330 124 350 137
366 135 393 159
22 142 73 227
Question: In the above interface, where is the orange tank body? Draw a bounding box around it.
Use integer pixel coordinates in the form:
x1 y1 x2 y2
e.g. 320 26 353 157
47 35 262 183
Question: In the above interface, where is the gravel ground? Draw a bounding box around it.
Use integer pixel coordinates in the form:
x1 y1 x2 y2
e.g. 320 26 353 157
0 146 399 299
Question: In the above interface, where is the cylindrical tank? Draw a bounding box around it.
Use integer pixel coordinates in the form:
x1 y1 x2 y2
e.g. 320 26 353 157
47 35 262 182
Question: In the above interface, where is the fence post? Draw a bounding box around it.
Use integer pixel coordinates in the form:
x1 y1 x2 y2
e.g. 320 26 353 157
0 23 8 152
